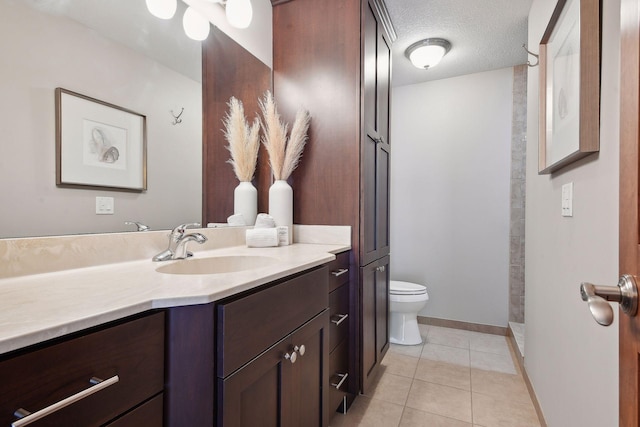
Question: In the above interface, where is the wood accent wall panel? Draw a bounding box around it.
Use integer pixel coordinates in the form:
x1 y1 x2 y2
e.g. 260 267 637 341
202 26 271 224
272 0 361 241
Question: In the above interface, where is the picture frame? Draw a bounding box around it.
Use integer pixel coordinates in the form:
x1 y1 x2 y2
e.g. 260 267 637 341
55 88 147 191
538 0 600 174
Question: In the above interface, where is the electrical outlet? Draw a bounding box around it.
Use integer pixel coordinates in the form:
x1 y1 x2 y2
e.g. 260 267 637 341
96 196 115 215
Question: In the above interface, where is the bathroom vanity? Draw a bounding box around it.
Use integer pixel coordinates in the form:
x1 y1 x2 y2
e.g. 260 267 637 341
0 226 350 427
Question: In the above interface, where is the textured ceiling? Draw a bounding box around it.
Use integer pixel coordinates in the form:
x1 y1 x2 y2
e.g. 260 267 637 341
385 0 533 87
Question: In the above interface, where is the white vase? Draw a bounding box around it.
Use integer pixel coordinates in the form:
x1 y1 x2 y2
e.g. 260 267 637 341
269 180 293 245
234 181 257 226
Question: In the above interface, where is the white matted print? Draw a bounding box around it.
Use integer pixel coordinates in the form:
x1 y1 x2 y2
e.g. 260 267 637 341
538 0 600 175
56 88 146 191
547 0 580 165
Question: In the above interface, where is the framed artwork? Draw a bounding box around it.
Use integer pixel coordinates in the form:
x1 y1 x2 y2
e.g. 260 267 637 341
538 0 600 174
55 88 147 191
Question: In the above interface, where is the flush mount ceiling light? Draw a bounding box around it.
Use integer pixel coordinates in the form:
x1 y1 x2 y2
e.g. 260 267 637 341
405 38 451 70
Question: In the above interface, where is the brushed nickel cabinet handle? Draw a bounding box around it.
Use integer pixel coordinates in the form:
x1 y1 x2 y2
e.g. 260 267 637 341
331 373 349 390
294 345 306 356
331 268 349 277
12 375 119 427
284 351 297 364
376 265 386 272
331 314 349 326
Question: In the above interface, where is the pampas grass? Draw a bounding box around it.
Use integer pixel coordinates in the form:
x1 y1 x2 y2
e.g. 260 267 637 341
223 97 260 182
259 91 310 181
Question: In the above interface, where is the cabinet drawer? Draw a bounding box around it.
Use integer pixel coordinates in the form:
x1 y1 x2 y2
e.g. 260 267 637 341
217 266 328 377
105 394 163 427
329 282 349 352
329 339 349 414
328 251 350 292
0 312 164 427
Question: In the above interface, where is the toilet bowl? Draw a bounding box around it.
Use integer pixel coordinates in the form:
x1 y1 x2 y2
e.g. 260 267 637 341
389 280 429 345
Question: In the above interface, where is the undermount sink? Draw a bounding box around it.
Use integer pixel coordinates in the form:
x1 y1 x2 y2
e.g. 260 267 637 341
156 255 278 275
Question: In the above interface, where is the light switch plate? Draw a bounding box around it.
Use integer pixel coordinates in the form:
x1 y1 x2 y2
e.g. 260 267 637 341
96 196 115 215
562 182 573 217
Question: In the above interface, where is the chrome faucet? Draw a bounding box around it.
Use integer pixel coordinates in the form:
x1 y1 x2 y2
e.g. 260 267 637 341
125 221 150 231
152 222 208 262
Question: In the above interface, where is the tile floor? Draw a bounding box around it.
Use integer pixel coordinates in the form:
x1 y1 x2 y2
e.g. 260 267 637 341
330 324 541 427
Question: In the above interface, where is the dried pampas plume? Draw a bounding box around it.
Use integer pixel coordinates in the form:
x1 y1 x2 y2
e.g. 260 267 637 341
259 91 310 181
223 97 260 182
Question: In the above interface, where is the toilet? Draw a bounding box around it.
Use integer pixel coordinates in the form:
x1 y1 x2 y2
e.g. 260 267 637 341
389 280 429 345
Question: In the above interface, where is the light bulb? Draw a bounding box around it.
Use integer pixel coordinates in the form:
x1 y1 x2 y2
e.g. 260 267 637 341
145 0 177 20
226 0 253 29
183 7 210 41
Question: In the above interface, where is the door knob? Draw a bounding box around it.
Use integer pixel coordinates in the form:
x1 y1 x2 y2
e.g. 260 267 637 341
580 275 638 326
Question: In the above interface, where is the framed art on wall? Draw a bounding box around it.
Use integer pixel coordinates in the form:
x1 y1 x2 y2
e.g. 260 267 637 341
538 0 600 174
55 88 147 191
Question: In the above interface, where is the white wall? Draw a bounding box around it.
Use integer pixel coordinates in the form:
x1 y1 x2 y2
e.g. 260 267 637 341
525 0 620 425
0 1 202 237
390 68 512 327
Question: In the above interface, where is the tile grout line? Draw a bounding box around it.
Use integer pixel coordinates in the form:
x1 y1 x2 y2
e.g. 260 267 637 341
468 345 476 425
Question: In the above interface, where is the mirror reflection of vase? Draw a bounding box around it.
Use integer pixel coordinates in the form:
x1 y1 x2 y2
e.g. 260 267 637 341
234 181 258 226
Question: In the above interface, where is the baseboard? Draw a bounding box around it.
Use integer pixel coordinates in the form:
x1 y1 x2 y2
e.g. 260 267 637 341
507 324 547 427
417 316 507 336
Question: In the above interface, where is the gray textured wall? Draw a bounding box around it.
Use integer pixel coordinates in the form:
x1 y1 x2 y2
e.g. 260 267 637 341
509 65 527 323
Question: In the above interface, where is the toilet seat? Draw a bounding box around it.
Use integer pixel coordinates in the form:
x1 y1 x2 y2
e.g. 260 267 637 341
390 280 427 296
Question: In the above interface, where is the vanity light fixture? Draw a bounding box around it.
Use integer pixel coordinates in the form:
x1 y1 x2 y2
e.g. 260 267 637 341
224 0 253 29
183 6 210 41
405 38 451 69
146 0 178 19
147 0 253 41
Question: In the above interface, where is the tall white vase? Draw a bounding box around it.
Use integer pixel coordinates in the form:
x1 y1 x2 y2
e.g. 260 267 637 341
234 181 257 226
269 180 293 245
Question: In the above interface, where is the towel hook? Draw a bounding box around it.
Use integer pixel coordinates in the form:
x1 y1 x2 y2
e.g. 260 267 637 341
171 107 184 125
522 44 539 67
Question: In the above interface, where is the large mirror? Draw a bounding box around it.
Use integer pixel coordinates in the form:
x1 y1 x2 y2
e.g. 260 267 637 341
0 0 271 238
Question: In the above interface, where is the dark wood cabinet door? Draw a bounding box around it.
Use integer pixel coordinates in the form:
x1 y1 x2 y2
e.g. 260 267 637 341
376 256 390 359
362 0 391 266
219 310 329 427
360 256 390 394
286 311 330 427
218 337 289 427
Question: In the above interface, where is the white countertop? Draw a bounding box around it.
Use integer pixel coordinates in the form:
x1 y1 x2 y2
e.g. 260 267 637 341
0 226 350 356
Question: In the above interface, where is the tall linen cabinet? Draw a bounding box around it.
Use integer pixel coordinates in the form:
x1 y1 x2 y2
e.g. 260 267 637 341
271 0 395 397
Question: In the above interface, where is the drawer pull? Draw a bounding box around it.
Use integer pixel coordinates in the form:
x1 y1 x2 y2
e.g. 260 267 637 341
12 375 119 427
331 313 349 326
331 373 349 390
331 268 349 277
376 265 386 272
294 345 306 356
